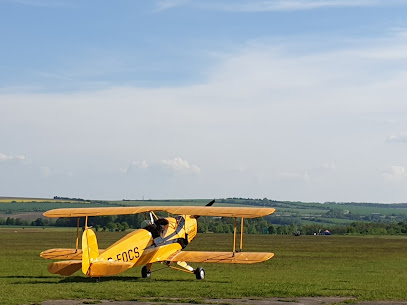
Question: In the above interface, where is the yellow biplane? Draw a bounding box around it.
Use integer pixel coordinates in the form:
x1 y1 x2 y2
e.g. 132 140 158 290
40 201 275 279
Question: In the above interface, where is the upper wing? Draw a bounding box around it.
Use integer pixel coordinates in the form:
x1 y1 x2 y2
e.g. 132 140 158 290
167 251 274 264
43 206 275 219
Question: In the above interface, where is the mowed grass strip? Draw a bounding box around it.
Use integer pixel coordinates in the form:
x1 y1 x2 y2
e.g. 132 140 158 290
0 228 406 305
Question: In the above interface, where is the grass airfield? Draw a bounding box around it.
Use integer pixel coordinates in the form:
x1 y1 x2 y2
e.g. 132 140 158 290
1 228 407 305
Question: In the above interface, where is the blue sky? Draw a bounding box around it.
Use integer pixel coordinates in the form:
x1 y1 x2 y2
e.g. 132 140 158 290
1 0 407 202
1 0 404 90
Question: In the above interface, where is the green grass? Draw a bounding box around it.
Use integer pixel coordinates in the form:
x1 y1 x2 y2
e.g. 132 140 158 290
1 228 407 304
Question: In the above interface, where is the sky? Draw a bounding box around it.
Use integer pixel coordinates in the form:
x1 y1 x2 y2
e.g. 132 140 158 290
1 0 407 203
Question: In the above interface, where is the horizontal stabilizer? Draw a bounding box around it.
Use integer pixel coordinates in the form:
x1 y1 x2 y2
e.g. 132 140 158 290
167 251 274 264
87 261 133 277
48 260 82 276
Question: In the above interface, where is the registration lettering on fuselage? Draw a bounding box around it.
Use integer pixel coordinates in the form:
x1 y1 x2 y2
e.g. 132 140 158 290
111 247 140 262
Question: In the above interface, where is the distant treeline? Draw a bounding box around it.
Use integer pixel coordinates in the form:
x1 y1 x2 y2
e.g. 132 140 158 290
1 215 407 235
0 214 147 232
53 196 86 201
0 217 51 227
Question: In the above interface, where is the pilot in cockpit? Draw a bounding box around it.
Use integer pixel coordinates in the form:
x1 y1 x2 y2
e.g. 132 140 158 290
143 218 169 239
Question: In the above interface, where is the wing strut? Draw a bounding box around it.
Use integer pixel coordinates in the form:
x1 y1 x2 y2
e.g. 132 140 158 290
75 217 80 251
232 217 245 255
232 218 237 254
240 218 244 252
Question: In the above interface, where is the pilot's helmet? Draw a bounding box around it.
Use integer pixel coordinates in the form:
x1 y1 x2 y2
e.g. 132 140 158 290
155 218 169 231
155 218 169 226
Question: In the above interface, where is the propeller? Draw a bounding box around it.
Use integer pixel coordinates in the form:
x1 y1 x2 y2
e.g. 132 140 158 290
193 199 215 218
205 199 215 206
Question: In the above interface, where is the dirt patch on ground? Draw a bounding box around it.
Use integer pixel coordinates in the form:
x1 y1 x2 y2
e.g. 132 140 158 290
0 212 45 221
39 297 407 305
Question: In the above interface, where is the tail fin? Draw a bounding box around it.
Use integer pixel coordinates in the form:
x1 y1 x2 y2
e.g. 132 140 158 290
81 228 99 276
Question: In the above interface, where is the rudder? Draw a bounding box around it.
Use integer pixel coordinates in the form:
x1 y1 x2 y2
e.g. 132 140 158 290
82 228 99 275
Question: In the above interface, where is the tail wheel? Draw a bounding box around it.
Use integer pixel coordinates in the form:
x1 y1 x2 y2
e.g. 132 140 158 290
194 267 205 280
141 266 151 278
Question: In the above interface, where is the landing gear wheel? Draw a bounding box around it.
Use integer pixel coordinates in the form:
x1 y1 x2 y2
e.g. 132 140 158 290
194 267 205 280
141 266 151 278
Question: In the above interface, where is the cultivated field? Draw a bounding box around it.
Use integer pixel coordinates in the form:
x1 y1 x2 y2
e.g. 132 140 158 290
0 197 91 203
0 228 407 305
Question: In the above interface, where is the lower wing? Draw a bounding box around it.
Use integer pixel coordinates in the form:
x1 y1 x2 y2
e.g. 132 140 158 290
167 251 274 264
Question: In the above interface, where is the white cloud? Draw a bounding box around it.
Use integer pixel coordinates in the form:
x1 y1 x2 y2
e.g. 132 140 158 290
161 157 201 175
159 0 407 12
280 171 310 182
386 134 407 143
122 158 200 176
392 28 407 39
382 166 406 182
280 163 336 183
155 0 191 11
39 166 52 177
307 163 336 176
4 0 71 8
0 153 25 162
115 158 201 199
2 31 407 201
121 160 149 173
38 166 73 178
221 0 387 12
